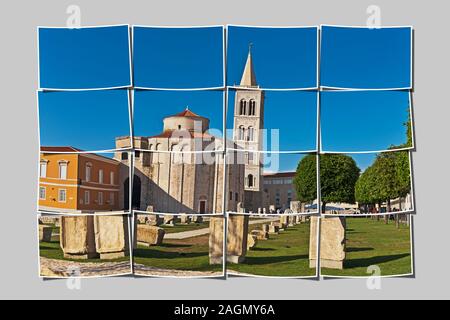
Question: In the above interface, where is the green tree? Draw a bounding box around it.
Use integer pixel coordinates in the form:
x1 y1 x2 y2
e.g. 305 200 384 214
293 154 317 204
294 154 360 213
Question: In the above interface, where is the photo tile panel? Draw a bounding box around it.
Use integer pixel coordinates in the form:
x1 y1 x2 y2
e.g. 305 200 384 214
225 151 319 215
318 215 413 278
227 26 318 89
133 26 225 89
38 89 132 153
38 151 132 215
133 89 225 152
226 213 318 278
38 25 132 90
226 88 318 153
133 213 225 278
132 151 226 215
38 213 132 278
317 151 414 216
320 90 414 153
320 26 412 90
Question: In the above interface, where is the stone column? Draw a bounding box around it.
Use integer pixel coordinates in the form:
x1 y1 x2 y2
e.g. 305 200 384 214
94 215 130 259
60 215 98 260
309 216 346 270
209 215 249 264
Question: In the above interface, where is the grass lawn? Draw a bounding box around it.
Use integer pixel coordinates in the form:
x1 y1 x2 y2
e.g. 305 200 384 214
134 234 222 272
228 222 315 277
321 217 412 277
39 237 130 263
158 221 210 234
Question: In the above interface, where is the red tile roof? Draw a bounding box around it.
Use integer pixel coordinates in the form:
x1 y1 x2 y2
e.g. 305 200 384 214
40 146 82 152
147 130 214 139
169 109 204 118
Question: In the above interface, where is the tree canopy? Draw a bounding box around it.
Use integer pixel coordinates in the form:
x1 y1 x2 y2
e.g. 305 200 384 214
294 154 360 210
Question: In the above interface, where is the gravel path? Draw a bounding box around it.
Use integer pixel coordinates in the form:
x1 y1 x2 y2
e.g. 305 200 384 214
164 218 278 240
40 257 131 278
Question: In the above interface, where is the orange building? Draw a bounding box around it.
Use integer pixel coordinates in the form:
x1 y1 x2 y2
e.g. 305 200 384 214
39 147 122 213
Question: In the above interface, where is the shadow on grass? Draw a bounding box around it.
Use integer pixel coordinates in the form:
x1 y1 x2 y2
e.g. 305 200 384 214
346 247 374 253
344 253 410 269
250 247 276 252
238 254 309 266
134 248 206 259
158 243 192 249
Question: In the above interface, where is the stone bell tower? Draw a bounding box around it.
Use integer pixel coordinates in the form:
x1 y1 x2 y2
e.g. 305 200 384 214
233 45 264 212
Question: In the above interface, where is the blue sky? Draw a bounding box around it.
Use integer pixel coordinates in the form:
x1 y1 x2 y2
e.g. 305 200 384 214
321 26 412 89
263 153 390 174
133 26 224 89
226 90 317 152
39 26 131 89
321 90 411 152
134 90 224 138
39 90 131 151
227 26 317 88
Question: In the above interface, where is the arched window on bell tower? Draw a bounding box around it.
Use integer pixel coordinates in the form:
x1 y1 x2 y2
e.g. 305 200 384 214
239 99 247 115
249 99 256 116
238 125 245 141
247 126 254 141
247 174 254 188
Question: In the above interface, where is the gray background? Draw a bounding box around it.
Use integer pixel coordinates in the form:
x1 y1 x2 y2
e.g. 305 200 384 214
0 0 448 299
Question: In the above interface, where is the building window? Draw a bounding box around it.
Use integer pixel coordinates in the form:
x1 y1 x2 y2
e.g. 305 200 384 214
39 187 46 200
99 169 104 184
85 163 92 182
58 189 66 203
248 174 254 188
239 99 247 115
229 191 233 201
59 162 68 180
135 150 141 158
121 152 128 160
249 99 256 115
110 193 114 206
235 192 238 201
110 172 115 185
98 192 103 205
247 126 254 141
84 191 90 205
40 161 47 178
238 126 245 141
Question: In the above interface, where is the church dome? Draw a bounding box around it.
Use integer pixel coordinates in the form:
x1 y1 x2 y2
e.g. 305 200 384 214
163 107 210 133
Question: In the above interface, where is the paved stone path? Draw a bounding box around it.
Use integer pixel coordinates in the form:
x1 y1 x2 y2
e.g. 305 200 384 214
40 257 131 278
164 218 277 240
133 263 223 277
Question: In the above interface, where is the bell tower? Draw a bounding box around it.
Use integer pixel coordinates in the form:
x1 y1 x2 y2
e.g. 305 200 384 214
233 45 264 212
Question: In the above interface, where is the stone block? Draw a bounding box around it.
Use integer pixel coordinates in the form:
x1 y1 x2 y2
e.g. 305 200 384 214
60 216 98 260
163 215 175 226
309 216 346 270
247 234 257 250
192 215 203 223
137 224 165 246
39 225 53 242
94 215 130 259
209 215 249 264
269 225 279 234
180 214 191 224
251 229 269 240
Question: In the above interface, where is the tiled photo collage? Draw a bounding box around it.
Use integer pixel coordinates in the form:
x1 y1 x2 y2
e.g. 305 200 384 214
36 24 415 279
